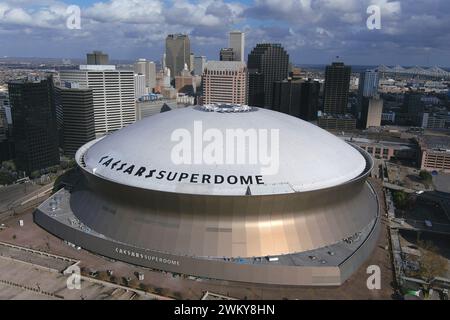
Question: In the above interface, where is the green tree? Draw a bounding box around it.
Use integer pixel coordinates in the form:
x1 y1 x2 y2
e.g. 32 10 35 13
68 159 77 168
1 160 16 172
393 190 408 209
419 170 432 183
0 171 14 185
60 161 68 170
49 166 59 174
31 170 41 179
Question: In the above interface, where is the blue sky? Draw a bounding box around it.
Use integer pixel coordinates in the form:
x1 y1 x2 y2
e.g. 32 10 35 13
0 0 449 67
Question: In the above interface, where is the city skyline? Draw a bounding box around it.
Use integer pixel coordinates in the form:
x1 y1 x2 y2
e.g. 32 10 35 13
0 0 449 67
1 0 450 305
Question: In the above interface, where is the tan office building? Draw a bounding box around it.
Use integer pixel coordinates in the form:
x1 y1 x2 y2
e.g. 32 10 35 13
419 135 450 173
202 61 247 105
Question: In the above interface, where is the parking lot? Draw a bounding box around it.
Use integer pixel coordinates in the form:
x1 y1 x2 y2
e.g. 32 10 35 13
0 183 41 213
397 202 450 225
433 173 450 193
0 259 154 300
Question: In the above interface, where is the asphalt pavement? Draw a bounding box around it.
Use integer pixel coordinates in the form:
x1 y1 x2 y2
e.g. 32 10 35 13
0 183 41 213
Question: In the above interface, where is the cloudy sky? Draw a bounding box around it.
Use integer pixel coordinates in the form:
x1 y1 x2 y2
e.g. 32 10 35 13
0 0 449 66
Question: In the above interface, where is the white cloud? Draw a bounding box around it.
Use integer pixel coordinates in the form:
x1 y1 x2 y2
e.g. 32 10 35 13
0 1 73 29
3 8 33 25
85 0 163 24
372 0 401 16
0 0 448 66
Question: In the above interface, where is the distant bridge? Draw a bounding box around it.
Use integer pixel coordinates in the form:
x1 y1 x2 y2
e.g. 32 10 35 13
378 65 450 79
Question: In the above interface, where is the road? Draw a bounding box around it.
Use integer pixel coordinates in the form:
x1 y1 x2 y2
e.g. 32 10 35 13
0 182 54 220
0 183 41 212
18 186 53 206
433 173 450 193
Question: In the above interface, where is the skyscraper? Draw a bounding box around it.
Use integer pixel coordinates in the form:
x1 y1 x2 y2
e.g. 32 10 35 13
220 48 235 61
229 31 245 62
87 51 109 65
323 62 351 115
317 115 357 131
0 93 11 125
190 53 195 73
247 43 289 108
55 85 96 157
272 79 320 121
194 56 207 76
60 65 136 137
202 61 248 105
0 105 9 161
360 95 383 129
358 69 379 99
134 73 147 100
162 53 166 69
8 77 59 173
0 109 13 162
404 92 424 126
133 59 156 92
165 34 191 79
405 93 424 114
0 105 6 142
0 93 13 162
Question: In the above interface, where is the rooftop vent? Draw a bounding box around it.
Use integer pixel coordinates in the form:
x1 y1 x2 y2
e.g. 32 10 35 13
198 104 255 113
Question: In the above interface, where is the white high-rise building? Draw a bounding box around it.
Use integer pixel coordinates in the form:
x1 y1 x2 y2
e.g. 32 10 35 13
163 67 171 88
359 69 379 98
194 56 207 76
190 53 195 73
133 59 156 92
134 74 147 100
60 65 136 137
229 31 245 62
202 61 248 105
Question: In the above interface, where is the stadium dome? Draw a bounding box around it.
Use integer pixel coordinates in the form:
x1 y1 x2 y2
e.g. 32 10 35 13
82 105 366 195
35 104 380 286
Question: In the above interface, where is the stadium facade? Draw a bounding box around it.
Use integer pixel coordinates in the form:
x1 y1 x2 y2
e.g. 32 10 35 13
35 104 380 286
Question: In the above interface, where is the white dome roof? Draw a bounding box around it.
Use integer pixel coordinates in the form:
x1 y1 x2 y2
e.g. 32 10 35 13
81 106 367 195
